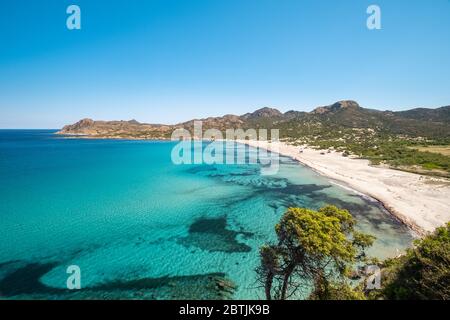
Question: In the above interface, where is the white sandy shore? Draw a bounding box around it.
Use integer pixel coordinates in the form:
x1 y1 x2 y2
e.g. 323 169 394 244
240 140 450 236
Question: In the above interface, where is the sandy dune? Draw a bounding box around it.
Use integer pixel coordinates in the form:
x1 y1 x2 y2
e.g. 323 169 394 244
241 140 450 236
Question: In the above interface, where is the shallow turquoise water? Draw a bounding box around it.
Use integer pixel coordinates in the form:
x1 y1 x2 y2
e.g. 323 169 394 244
0 130 413 299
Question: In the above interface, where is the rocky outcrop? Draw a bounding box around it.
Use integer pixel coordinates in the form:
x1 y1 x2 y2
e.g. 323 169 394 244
57 118 172 139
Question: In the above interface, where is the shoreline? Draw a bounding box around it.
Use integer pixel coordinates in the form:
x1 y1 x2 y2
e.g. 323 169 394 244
311 171 420 237
54 133 170 140
240 140 421 235
239 140 450 237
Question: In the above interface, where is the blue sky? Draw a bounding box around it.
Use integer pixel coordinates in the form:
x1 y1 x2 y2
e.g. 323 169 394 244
0 0 449 128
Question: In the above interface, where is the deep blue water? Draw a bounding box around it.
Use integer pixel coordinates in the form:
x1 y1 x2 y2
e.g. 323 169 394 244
0 130 413 299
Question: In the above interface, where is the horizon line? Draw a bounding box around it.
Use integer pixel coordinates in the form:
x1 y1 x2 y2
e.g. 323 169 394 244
1 100 449 130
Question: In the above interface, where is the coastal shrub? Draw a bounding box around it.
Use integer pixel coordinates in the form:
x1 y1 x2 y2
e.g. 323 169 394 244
256 205 375 300
309 278 367 300
376 222 450 300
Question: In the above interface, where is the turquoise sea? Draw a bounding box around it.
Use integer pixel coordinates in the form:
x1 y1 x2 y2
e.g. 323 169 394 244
0 130 413 299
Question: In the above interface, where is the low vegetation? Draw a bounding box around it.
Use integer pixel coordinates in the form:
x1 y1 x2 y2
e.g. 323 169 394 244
258 206 450 300
373 222 450 300
286 131 450 177
408 145 450 157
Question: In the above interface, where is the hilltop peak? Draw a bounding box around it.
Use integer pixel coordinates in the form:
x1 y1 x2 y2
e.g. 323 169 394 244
79 118 95 124
312 100 360 114
65 118 94 129
242 107 283 119
128 119 141 125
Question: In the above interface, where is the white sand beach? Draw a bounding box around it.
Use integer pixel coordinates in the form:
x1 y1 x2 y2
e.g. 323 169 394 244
241 140 450 236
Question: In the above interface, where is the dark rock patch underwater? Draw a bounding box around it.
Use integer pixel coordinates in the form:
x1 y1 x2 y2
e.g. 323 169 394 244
178 216 254 253
0 261 236 300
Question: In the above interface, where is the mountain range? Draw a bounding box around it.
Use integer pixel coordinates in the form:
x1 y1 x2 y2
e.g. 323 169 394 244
57 100 450 140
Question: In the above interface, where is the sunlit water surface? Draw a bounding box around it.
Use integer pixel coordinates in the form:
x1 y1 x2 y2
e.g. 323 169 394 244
0 130 413 299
